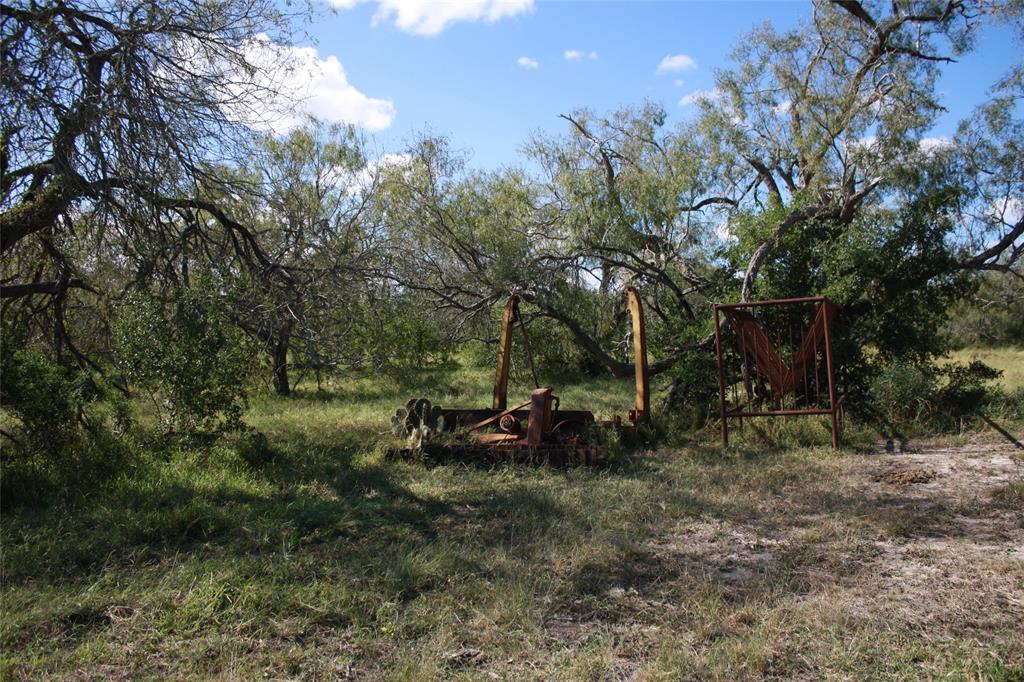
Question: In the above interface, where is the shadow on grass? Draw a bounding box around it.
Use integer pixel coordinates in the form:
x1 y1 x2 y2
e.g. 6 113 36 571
0 423 593 596
546 452 1016 639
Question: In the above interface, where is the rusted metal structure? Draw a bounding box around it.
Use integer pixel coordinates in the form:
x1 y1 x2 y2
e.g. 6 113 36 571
713 296 843 449
627 286 650 424
391 288 650 464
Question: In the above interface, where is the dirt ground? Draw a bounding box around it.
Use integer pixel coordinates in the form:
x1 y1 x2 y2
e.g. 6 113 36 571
847 439 1024 628
545 435 1024 678
5 430 1021 679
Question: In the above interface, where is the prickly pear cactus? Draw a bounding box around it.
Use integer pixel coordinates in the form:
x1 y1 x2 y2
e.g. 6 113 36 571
391 398 445 450
390 408 408 437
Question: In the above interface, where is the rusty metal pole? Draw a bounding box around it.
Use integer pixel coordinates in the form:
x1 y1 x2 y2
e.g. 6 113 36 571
821 300 839 450
526 387 553 446
493 296 519 410
627 287 649 423
713 305 728 447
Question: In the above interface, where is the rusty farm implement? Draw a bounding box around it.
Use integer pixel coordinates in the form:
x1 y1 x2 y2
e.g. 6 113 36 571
390 288 651 465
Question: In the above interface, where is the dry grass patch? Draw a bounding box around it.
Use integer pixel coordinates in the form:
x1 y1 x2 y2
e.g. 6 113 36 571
3 370 1023 679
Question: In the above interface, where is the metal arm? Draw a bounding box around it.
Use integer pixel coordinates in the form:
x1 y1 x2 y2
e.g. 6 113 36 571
492 296 520 410
626 287 649 423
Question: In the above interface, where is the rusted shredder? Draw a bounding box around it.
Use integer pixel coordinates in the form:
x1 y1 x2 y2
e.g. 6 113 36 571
390 288 651 464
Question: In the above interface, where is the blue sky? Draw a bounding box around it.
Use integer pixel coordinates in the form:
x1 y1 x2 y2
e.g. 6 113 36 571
280 1 1020 169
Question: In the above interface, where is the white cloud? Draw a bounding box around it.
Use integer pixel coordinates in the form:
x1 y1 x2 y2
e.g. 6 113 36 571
679 88 719 107
656 54 697 74
338 152 415 195
919 136 953 153
715 219 735 244
846 136 877 153
673 79 684 88
237 37 395 134
986 196 1023 226
773 99 792 115
517 56 539 70
331 0 534 36
564 49 598 61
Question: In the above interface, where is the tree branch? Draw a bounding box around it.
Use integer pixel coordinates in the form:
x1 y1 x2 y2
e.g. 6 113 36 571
0 278 96 299
960 216 1024 271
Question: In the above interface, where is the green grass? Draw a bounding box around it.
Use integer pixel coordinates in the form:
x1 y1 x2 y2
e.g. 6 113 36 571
2 362 1022 679
948 346 1024 392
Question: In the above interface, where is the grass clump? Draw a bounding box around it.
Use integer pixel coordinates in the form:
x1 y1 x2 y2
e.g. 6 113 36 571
3 358 1023 678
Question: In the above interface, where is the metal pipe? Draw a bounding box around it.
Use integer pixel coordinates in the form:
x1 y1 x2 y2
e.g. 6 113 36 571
725 408 838 417
715 296 826 310
714 305 728 446
822 301 839 450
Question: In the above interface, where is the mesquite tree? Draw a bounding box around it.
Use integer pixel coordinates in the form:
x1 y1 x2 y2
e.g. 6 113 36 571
692 0 1022 300
214 122 386 394
1 0 305 360
372 0 1022 390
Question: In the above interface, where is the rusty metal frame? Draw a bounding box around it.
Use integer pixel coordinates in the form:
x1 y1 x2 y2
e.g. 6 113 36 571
492 296 519 410
713 296 842 449
627 286 650 424
489 289 649 426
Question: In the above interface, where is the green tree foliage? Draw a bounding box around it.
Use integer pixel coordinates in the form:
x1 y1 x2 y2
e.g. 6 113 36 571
210 122 382 393
735 186 973 359
2 334 86 456
374 2 1021 400
729 183 980 422
868 359 1005 434
0 322 127 504
113 288 251 438
945 270 1024 347
1 0 306 325
3 0 1022 455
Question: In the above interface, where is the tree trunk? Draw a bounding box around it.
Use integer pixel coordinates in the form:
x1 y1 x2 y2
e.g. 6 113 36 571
271 328 291 396
660 376 683 416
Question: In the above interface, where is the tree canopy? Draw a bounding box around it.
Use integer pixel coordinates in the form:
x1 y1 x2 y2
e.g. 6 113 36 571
1 0 1021 413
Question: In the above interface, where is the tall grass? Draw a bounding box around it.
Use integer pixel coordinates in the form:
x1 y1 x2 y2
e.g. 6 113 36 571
2 358 1021 678
947 347 1024 392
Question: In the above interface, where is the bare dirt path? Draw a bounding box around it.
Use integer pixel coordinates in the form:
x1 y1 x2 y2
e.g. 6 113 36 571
845 439 1024 632
589 437 1024 678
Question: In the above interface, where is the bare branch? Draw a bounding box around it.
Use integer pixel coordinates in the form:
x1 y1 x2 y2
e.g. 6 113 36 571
1 278 97 300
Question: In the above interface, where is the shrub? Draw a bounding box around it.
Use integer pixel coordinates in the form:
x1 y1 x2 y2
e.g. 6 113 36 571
1 346 81 454
113 288 252 439
0 329 129 505
937 360 1002 419
867 358 1005 434
663 350 721 430
868 360 938 432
